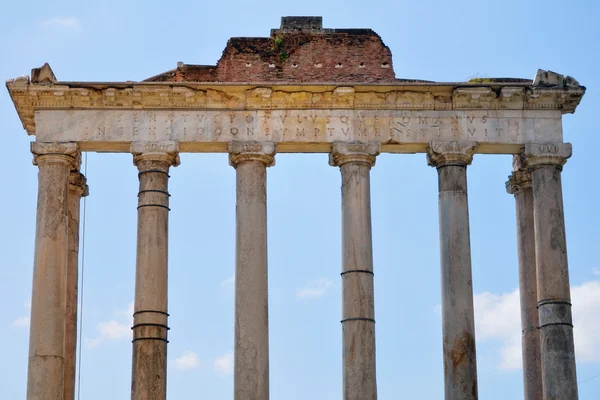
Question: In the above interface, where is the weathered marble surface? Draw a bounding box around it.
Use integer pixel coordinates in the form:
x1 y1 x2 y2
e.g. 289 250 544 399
428 141 479 400
130 145 179 400
506 160 543 400
34 109 562 153
28 143 80 400
524 143 578 400
230 142 274 400
64 172 87 400
331 142 379 400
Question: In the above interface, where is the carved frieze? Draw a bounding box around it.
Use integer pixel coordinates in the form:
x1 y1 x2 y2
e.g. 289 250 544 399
453 88 498 110
5 77 585 136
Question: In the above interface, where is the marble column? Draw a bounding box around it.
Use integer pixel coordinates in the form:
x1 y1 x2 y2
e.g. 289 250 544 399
229 141 276 400
330 141 380 400
64 170 88 400
506 155 542 400
523 143 578 400
427 140 478 400
130 142 179 400
27 142 80 400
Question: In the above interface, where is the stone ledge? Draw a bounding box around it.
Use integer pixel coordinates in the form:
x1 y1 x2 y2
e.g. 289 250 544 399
6 78 584 136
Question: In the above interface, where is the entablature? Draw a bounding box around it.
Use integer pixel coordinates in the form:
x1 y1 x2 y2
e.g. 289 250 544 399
6 68 585 138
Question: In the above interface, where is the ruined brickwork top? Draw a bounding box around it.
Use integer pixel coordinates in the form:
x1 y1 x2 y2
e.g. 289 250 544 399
5 16 587 140
145 17 401 83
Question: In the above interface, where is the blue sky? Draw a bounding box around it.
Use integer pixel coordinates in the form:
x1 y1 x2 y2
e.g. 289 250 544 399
1 1 599 399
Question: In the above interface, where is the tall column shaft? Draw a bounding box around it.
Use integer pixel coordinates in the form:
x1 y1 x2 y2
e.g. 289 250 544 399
506 157 542 400
27 142 79 400
330 142 379 400
131 142 179 400
524 143 578 400
427 141 478 400
229 141 275 400
64 171 88 400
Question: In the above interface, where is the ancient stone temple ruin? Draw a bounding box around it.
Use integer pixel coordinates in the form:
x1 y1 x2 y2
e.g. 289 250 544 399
6 16 586 400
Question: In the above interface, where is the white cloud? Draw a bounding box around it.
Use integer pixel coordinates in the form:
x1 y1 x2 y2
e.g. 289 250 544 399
571 280 600 362
592 267 600 276
41 17 81 31
86 320 131 348
296 278 334 299
11 301 31 328
472 277 600 370
213 351 234 376
12 316 30 327
115 302 134 319
220 272 235 288
175 351 200 371
86 302 133 348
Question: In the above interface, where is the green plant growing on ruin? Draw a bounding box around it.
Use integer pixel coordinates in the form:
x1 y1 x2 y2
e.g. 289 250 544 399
274 36 283 50
272 35 289 62
467 73 492 84
468 77 492 84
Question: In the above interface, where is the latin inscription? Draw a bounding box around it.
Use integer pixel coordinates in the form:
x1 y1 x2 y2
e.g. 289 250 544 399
34 109 563 147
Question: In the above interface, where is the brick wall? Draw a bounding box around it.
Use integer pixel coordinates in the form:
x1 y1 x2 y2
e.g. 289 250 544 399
146 17 397 83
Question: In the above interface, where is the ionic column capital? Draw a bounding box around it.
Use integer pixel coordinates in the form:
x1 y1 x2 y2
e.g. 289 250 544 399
426 140 477 168
329 141 380 167
229 140 276 167
131 141 180 169
69 171 89 197
31 142 80 167
506 154 532 194
523 143 572 170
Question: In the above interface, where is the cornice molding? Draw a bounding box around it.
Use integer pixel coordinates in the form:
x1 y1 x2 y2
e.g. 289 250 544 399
6 77 585 136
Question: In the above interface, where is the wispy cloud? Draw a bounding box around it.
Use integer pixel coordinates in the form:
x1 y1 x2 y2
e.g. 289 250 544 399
175 351 200 371
41 17 81 31
11 301 31 328
213 351 234 376
220 272 235 289
469 274 600 370
86 302 133 348
12 316 30 327
86 320 131 348
296 278 334 299
473 289 522 370
115 302 134 319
